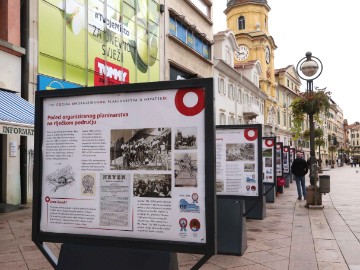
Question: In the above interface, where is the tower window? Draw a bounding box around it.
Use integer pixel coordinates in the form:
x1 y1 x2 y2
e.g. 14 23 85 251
238 16 245 30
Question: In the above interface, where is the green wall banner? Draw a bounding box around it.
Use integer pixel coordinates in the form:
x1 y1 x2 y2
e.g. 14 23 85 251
39 0 160 87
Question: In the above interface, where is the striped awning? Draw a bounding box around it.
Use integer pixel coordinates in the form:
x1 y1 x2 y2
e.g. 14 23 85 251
0 90 34 126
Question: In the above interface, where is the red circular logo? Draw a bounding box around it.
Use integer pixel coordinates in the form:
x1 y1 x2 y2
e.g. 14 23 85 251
45 196 50 203
265 139 274 147
189 219 201 231
284 148 288 152
244 128 258 141
175 88 205 116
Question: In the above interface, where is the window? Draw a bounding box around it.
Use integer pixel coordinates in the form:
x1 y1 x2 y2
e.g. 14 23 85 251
276 90 279 101
237 88 242 103
218 77 225 95
228 115 235 125
228 84 234 99
219 113 226 125
289 115 292 127
283 112 286 126
225 47 231 64
238 117 243 124
277 111 280 124
238 16 245 30
244 93 249 104
169 16 212 60
190 0 210 17
287 79 290 87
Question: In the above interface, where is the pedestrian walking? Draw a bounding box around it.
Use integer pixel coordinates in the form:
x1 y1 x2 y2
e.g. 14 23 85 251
291 152 309 200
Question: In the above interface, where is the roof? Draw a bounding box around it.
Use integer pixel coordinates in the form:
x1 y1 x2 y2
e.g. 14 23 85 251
0 90 34 126
226 0 270 11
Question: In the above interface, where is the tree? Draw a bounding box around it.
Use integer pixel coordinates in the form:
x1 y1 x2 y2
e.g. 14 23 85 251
303 128 325 166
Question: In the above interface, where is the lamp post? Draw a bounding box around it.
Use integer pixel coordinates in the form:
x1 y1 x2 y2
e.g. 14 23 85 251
296 52 323 205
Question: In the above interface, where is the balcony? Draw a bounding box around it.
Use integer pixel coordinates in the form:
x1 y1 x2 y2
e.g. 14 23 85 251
242 103 259 120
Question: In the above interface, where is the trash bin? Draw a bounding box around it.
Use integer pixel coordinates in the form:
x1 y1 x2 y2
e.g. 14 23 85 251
319 175 330 193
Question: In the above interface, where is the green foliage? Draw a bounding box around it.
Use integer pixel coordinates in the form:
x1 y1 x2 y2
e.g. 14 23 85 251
290 90 331 140
302 128 325 148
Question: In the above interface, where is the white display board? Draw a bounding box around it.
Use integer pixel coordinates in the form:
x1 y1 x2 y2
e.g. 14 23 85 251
216 126 261 197
283 146 290 174
262 137 275 184
34 80 215 250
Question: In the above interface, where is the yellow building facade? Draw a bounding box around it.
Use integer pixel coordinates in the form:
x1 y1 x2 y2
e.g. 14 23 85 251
224 0 277 134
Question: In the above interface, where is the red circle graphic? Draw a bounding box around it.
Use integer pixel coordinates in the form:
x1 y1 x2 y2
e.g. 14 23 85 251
175 88 205 116
284 148 288 152
244 128 258 141
265 139 274 147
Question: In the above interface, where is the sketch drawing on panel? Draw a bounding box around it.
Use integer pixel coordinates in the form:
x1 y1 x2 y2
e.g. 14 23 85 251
45 165 75 192
82 174 95 195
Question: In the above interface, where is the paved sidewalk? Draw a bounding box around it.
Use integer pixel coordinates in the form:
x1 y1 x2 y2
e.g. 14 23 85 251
179 166 360 270
1 165 360 269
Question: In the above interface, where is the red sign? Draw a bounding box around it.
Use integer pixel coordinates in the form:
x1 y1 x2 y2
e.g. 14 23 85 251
94 57 129 86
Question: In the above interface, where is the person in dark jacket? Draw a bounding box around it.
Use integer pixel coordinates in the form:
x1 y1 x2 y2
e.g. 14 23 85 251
291 153 309 200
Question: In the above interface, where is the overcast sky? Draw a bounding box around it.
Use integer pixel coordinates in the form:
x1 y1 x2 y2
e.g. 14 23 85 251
213 0 360 124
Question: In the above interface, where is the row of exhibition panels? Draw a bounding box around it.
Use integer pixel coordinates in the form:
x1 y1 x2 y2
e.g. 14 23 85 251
31 78 298 269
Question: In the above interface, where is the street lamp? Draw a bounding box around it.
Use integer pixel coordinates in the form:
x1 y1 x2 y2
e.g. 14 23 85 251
296 52 323 205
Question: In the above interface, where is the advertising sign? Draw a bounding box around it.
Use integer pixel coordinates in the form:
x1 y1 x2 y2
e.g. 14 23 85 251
37 75 81 90
262 137 276 184
215 125 262 197
283 146 290 174
276 142 283 177
32 79 215 255
38 0 160 87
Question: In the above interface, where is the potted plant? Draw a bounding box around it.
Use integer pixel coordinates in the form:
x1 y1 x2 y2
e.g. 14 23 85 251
290 89 331 140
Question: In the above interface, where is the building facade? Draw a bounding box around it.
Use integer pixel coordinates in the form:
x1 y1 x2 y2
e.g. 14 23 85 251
274 65 301 146
224 0 277 136
0 0 34 205
162 0 213 80
213 30 267 126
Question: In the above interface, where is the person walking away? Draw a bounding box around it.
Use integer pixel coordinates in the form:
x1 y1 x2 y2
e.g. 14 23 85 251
291 153 309 200
350 156 353 167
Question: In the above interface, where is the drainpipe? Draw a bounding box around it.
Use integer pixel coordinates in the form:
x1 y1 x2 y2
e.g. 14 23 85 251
20 0 30 205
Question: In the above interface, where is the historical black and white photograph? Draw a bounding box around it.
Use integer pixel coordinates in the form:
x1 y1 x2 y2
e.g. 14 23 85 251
175 127 197 150
175 153 198 187
216 180 224 192
244 163 255 172
226 143 255 161
264 157 273 167
133 174 172 198
263 148 273 157
110 128 171 171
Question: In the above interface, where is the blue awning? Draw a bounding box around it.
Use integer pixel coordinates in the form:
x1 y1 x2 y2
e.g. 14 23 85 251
0 90 34 126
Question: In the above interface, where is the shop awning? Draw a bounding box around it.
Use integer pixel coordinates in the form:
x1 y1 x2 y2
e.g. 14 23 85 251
0 90 34 135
